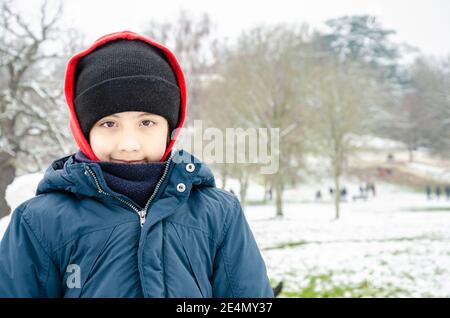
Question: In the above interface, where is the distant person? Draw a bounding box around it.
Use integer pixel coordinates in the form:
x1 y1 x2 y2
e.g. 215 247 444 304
378 167 387 178
387 153 394 162
359 185 365 197
365 183 370 195
315 190 322 201
268 188 273 201
352 185 367 201
435 186 441 200
340 187 348 201
426 185 432 200
370 182 376 197
445 185 450 200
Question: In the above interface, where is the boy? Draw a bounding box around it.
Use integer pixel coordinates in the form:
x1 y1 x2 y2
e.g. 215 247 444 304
0 31 273 297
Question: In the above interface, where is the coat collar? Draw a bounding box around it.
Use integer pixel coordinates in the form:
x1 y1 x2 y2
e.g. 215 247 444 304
36 149 215 207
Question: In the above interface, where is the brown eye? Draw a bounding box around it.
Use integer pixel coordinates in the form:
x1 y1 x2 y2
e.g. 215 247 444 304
100 121 116 128
141 120 156 127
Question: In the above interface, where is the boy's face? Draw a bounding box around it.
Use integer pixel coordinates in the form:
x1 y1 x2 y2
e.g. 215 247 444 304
89 111 169 163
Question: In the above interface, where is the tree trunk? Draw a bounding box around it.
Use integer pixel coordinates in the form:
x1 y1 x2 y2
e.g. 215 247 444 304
408 147 414 163
239 174 249 209
0 115 18 219
0 151 16 219
263 180 269 203
334 173 340 220
220 165 228 190
275 178 283 218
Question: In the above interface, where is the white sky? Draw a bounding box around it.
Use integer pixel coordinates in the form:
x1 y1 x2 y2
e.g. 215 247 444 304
15 0 450 58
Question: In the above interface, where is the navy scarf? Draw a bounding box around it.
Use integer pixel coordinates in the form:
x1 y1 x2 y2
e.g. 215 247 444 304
74 150 167 208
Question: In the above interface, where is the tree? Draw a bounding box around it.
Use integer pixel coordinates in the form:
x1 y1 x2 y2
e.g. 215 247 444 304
410 57 450 158
0 0 79 217
321 15 415 86
202 24 310 216
305 57 381 220
380 56 450 161
143 10 220 121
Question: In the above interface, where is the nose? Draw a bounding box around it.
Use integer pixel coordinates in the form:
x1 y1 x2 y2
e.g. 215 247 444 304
117 135 141 152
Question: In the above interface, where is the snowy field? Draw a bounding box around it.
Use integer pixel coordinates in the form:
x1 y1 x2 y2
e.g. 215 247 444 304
245 186 450 298
1 173 449 297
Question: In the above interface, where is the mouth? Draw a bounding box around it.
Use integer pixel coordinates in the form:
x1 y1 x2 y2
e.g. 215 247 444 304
111 159 147 164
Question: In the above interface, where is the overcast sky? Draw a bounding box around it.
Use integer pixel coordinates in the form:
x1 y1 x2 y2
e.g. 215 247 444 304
16 0 450 58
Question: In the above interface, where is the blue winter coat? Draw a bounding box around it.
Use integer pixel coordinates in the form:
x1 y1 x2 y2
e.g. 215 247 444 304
0 149 273 298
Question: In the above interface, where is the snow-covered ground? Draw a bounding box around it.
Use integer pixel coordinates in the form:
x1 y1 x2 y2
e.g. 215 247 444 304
245 185 450 297
1 171 449 297
407 162 450 182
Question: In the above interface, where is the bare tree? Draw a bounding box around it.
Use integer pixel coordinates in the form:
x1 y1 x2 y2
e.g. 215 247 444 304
409 57 450 158
0 0 80 217
143 10 220 121
305 57 381 220
202 24 310 216
379 56 450 162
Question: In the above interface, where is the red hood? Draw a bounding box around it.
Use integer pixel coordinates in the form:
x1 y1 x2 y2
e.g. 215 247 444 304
64 31 187 162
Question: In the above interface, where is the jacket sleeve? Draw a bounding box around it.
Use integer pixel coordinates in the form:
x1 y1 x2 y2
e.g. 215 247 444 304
0 203 61 297
211 197 273 298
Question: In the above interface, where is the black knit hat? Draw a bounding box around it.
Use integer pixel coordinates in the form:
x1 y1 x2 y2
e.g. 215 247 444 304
74 39 181 141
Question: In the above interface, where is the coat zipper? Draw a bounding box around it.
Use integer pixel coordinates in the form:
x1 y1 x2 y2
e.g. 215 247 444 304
84 151 174 227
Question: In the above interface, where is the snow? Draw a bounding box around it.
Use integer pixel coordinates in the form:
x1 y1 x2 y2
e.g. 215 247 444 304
5 172 43 211
408 162 450 182
1 170 449 297
0 172 42 241
348 134 406 150
244 185 450 297
0 215 11 242
215 156 450 297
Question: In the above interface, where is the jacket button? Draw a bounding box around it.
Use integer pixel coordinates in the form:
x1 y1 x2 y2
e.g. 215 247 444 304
186 163 195 172
176 183 186 193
